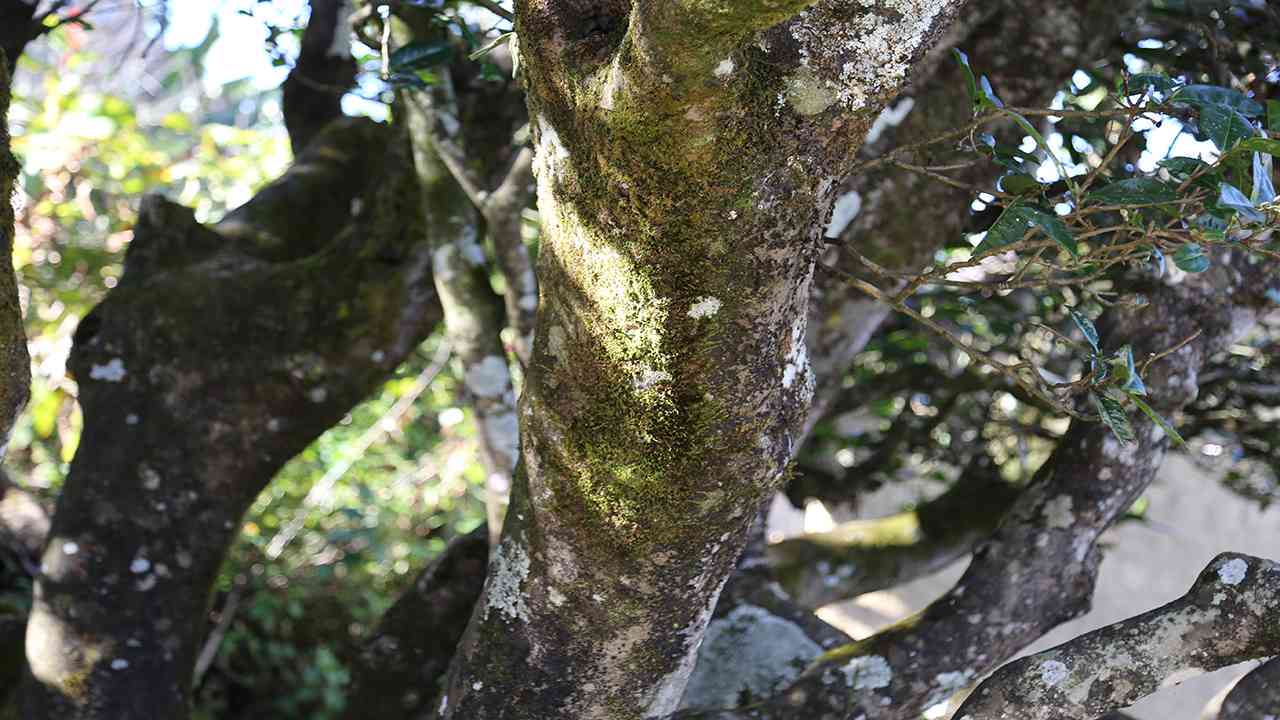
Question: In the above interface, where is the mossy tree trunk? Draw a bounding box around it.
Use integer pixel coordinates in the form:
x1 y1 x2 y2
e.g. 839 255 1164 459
436 2 967 717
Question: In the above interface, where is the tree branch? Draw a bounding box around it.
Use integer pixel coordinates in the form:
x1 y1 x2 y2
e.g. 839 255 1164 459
283 0 357 154
956 553 1280 720
1217 656 1280 720
675 249 1280 720
343 528 489 720
19 116 450 718
768 453 1019 608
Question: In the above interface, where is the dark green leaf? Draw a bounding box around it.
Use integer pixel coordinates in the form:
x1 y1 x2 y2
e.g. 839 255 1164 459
1069 308 1100 353
388 41 454 73
1088 177 1179 206
1092 391 1136 445
1237 137 1280 157
1130 72 1178 94
1173 243 1210 273
1131 396 1186 446
1192 213 1228 240
953 49 1000 112
975 202 1077 257
998 173 1043 195
1199 103 1256 152
1173 85 1265 116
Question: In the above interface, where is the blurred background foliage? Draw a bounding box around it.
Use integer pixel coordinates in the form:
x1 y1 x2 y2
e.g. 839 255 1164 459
2 3 489 717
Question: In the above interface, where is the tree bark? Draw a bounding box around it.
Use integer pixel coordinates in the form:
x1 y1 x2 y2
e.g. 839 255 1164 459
283 0 357 154
18 117 447 720
435 2 967 717
0 50 29 468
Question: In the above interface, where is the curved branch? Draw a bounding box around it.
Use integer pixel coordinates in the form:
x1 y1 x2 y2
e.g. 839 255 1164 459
18 117 450 719
283 0 357 154
768 453 1019 608
1217 656 1280 720
342 529 489 720
956 553 1280 720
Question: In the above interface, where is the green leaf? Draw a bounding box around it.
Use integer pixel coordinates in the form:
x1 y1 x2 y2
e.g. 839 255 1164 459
388 40 454 73
998 173 1044 195
1130 72 1178 94
1173 243 1210 273
1116 345 1147 396
1092 391 1136 445
1069 308 1100 353
1173 85 1265 116
1130 396 1186 446
1268 100 1280 133
953 49 1001 112
1199 103 1256 152
1088 177 1179 206
1237 137 1280 157
975 202 1077 257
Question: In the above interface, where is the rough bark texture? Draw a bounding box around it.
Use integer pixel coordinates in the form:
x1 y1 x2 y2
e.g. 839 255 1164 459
436 2 968 717
343 529 489 720
1217 656 1280 720
678 250 1280 719
957 553 1280 719
18 117 447 719
283 0 357 154
0 51 30 461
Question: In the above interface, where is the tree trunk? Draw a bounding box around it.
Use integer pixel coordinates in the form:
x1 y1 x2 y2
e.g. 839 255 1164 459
436 3 967 716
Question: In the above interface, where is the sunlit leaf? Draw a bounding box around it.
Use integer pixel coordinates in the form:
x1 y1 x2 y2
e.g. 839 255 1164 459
1173 84 1265 116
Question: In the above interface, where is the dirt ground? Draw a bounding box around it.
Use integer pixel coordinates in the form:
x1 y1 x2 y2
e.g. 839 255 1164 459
770 453 1279 719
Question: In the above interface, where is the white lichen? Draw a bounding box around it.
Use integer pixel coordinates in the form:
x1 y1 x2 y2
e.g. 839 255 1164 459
687 296 723 320
679 604 824 710
1042 495 1075 529
713 58 735 79
89 358 126 382
841 655 893 690
484 539 531 622
1039 659 1069 686
1218 558 1248 586
635 367 672 391
465 356 511 398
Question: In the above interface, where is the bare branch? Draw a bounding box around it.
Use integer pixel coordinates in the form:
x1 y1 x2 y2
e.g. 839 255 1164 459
956 553 1280 720
768 454 1019 608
